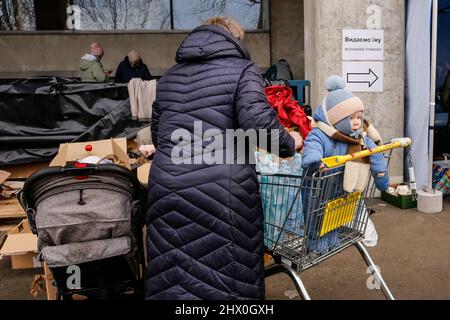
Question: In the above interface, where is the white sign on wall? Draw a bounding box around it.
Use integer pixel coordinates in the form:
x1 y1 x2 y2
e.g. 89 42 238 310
343 61 383 92
342 29 384 61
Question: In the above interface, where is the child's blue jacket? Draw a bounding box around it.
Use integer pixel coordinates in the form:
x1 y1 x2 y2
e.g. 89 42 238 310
302 106 389 191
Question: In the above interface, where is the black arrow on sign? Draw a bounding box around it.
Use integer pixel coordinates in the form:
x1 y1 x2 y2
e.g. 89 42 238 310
347 69 379 88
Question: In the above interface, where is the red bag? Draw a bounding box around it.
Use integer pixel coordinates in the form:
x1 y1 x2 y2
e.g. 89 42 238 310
264 85 312 139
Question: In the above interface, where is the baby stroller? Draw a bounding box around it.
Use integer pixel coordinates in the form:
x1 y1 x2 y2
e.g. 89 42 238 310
18 163 146 300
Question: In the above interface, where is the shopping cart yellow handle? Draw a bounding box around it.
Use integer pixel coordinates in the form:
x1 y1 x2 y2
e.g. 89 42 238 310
321 137 412 169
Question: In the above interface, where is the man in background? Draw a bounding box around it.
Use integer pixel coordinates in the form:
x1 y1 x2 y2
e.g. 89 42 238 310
80 42 111 82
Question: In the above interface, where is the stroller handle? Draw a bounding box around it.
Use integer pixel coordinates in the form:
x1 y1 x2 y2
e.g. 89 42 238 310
19 163 145 212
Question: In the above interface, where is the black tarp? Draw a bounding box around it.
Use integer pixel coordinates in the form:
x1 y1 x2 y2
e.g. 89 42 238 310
0 77 150 165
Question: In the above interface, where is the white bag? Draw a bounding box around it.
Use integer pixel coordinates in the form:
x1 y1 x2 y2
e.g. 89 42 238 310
363 215 378 247
343 161 371 193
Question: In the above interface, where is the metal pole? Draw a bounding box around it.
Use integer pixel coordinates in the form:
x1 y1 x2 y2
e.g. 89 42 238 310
355 242 395 300
265 264 311 300
169 0 174 30
428 0 438 191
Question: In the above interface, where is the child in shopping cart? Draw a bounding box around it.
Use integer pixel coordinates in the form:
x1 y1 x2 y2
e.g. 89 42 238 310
301 75 389 253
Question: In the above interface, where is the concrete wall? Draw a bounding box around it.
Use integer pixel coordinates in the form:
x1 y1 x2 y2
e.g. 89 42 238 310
0 0 306 78
304 0 406 182
270 0 305 79
0 31 270 77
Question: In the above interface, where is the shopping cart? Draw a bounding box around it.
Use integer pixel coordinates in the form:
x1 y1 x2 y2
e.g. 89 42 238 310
261 138 413 300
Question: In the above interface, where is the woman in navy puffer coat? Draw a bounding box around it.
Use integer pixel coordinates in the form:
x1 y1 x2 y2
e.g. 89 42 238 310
145 17 298 300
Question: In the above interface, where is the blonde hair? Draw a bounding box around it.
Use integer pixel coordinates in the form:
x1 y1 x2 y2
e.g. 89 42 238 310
203 16 245 41
127 50 141 63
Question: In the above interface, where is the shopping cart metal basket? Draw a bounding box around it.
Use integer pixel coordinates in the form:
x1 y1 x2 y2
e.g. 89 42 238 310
261 138 413 300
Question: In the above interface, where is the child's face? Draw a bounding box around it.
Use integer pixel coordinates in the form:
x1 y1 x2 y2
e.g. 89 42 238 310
349 111 363 131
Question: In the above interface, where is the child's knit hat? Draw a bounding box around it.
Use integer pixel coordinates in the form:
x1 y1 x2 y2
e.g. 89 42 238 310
322 76 365 136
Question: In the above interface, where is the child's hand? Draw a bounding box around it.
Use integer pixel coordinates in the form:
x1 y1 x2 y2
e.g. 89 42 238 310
289 131 303 151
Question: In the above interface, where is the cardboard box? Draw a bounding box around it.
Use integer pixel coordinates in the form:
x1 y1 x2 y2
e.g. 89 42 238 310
137 162 152 187
1 181 24 199
30 262 57 300
43 262 57 300
0 219 42 269
50 138 131 170
0 162 49 180
0 170 10 185
0 198 27 219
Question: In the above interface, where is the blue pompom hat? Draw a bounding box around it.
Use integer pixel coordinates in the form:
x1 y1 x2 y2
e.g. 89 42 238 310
321 76 365 136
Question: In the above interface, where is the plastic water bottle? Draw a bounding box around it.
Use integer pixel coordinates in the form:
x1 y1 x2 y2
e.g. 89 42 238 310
280 160 292 175
260 153 276 245
281 160 295 232
254 151 262 172
284 154 303 233
261 154 281 244
270 160 279 174
261 154 278 174
267 160 287 244
260 154 272 174
291 153 303 176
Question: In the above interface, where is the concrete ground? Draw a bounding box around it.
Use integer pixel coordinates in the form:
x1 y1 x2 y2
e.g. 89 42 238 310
1 197 449 300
